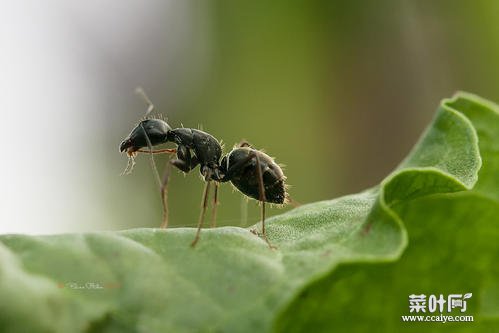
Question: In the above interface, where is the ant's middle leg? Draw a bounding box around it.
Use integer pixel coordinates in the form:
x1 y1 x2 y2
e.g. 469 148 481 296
191 170 212 247
210 182 219 228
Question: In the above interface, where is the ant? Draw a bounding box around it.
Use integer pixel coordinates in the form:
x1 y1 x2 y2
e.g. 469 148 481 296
119 88 289 248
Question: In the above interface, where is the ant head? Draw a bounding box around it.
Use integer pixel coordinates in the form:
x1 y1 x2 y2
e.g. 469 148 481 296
119 118 172 155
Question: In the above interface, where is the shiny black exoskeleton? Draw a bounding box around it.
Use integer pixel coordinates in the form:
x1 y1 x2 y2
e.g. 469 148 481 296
120 118 287 247
219 146 287 204
120 119 287 203
166 128 223 181
120 119 223 181
119 119 172 152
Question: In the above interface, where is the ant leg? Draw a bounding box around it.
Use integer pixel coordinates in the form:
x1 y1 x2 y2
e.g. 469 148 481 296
162 148 200 228
191 176 212 247
220 150 274 247
253 153 275 249
210 182 219 228
170 145 199 173
159 156 173 229
137 148 176 154
171 159 191 173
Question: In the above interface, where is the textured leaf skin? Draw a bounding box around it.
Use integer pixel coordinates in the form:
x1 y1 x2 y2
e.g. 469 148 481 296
0 92 497 333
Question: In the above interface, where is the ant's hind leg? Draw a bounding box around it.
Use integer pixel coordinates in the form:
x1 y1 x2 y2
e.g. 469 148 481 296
253 153 275 249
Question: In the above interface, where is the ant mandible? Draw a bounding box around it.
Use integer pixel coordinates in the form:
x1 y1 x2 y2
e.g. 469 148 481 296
119 88 288 248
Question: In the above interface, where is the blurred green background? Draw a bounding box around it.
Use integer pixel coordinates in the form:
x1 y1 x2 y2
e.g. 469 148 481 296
108 0 499 230
2 0 499 233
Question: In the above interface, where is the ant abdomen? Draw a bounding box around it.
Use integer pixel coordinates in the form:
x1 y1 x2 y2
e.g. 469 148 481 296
221 147 287 204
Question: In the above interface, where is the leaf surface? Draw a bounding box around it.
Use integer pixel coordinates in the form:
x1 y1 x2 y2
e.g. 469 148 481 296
0 92 497 333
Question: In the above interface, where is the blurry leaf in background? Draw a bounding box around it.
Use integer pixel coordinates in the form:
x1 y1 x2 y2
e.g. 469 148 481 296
0 93 496 332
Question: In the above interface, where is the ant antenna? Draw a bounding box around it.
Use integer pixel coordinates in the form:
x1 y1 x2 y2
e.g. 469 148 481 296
140 122 163 188
120 87 158 176
119 87 175 227
135 86 155 116
134 87 172 227
133 87 162 187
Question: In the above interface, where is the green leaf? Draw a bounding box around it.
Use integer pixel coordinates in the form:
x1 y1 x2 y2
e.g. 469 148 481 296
275 93 499 332
0 92 497 332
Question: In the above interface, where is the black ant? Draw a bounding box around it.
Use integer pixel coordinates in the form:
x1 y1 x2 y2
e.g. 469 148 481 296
119 88 288 248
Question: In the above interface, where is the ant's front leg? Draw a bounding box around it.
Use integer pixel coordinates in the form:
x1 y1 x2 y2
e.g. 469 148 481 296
137 148 176 154
159 146 199 228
